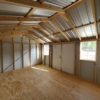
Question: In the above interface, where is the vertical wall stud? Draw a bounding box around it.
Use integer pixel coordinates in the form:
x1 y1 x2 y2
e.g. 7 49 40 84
49 44 50 67
36 44 37 64
21 37 24 68
12 38 15 70
40 44 42 64
79 42 81 78
49 43 53 68
94 40 98 83
51 44 53 68
29 39 31 67
0 40 3 73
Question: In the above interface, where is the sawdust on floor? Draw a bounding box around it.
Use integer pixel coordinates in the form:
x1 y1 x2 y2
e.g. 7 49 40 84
0 65 100 100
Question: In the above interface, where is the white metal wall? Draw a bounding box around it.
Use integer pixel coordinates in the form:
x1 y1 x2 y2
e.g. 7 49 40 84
3 42 13 72
0 42 1 72
23 44 30 68
31 44 37 66
62 43 75 74
53 44 61 70
44 56 49 66
75 40 100 84
96 40 100 84
52 43 75 74
42 45 44 64
80 61 95 82
23 37 30 68
37 44 40 64
0 37 42 73
15 37 22 70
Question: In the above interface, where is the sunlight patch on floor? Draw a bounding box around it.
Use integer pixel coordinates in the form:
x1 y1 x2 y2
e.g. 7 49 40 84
31 67 49 72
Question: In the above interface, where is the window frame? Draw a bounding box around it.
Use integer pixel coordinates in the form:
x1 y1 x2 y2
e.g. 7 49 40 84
44 44 49 56
80 41 97 62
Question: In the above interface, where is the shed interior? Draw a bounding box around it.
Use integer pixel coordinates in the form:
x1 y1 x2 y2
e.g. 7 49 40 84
0 0 100 100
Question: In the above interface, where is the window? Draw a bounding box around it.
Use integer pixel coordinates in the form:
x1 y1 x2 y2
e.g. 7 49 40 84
44 44 49 56
80 41 96 61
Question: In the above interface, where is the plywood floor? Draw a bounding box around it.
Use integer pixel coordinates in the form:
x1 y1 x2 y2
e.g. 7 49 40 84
0 65 100 100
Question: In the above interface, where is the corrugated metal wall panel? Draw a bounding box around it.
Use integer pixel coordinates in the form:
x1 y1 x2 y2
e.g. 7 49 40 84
23 44 30 68
66 30 78 39
69 9 82 26
98 23 100 35
0 3 30 16
80 61 95 82
15 42 22 70
49 34 61 41
32 29 51 42
44 0 76 8
3 42 13 72
31 44 37 65
96 0 100 21
77 24 96 38
55 15 71 30
56 34 66 41
40 22 58 34
77 27 86 38
68 0 94 27
33 8 56 17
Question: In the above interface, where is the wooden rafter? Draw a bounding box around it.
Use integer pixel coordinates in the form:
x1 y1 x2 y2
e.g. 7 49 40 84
48 19 70 41
39 28 54 42
28 31 47 43
8 7 38 32
90 0 98 39
39 24 61 42
39 22 60 42
0 31 25 39
0 0 98 42
0 16 48 21
0 0 64 12
18 7 37 25
24 8 36 17
64 0 83 11
39 25 50 36
0 25 40 30
62 13 81 40
25 33 42 43
32 26 53 42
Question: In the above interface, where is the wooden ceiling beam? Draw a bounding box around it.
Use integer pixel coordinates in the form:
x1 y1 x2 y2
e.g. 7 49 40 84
29 31 48 42
25 33 45 43
0 31 25 39
24 8 36 17
64 0 84 11
39 28 54 42
91 0 98 39
32 27 52 42
0 25 40 31
1 0 64 12
0 16 48 21
18 7 37 26
26 35 41 43
39 24 61 42
42 20 100 38
62 13 81 40
48 20 70 41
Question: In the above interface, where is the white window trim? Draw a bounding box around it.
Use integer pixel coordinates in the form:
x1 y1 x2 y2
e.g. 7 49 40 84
80 41 97 62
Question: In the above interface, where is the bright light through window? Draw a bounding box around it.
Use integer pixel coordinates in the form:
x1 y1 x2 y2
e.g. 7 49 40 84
80 41 96 61
44 44 49 56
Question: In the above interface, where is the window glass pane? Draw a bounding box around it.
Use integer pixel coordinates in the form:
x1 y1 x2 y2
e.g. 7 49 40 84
80 41 96 61
44 44 49 56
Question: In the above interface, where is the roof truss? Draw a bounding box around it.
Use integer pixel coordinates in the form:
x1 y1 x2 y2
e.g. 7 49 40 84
0 0 99 42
